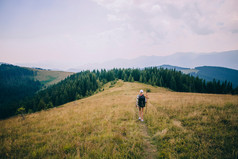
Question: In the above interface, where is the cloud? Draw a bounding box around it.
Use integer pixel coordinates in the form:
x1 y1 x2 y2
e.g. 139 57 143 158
1 0 238 69
107 14 128 22
89 0 238 59
93 0 238 36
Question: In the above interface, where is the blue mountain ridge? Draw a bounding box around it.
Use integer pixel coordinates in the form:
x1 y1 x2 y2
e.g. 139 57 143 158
68 50 238 72
159 65 238 88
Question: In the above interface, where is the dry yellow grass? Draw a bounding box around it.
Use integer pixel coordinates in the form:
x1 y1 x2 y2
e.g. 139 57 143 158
145 88 238 158
0 81 238 158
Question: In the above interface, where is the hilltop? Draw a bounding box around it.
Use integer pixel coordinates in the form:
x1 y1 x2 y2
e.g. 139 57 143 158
1 81 237 158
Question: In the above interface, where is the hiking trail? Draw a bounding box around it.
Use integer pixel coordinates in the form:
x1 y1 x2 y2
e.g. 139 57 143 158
136 104 158 159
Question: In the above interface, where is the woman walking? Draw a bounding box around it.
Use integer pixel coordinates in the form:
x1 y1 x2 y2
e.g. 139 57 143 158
136 90 146 121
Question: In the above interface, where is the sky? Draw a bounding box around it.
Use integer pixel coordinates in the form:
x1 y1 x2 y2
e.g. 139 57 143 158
0 0 238 70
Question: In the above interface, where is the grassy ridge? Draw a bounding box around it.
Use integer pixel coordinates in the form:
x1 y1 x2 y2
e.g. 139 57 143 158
31 68 74 88
0 81 149 158
1 81 238 158
145 90 238 158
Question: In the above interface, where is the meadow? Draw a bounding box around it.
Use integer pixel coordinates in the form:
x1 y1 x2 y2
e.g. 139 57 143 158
32 68 74 87
0 81 237 158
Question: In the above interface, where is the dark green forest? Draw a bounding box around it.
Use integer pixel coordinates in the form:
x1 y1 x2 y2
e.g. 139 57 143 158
1 66 237 119
0 64 41 119
191 66 238 88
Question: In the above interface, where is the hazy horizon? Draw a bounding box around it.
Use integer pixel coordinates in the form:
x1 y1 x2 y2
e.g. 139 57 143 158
1 0 238 70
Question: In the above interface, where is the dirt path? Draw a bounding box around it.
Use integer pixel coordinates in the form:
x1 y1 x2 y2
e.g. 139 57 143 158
136 109 158 159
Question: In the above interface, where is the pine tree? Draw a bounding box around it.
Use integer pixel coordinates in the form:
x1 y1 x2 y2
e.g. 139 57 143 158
139 75 143 83
128 74 134 82
123 74 128 81
159 76 164 87
47 102 54 108
170 76 177 91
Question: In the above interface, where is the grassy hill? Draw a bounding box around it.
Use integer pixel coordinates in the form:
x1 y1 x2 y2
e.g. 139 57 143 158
0 81 238 158
30 68 74 88
0 64 42 119
0 64 74 119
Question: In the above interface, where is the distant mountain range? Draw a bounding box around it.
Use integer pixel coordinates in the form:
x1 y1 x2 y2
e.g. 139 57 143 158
68 50 238 72
159 65 238 88
2 50 238 88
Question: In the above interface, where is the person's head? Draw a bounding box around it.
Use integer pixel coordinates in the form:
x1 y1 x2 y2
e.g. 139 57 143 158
140 89 143 95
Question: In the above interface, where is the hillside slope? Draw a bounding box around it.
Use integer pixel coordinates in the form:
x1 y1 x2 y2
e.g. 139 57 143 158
1 81 238 158
0 64 74 119
192 66 238 88
159 65 238 88
0 64 42 119
30 68 74 88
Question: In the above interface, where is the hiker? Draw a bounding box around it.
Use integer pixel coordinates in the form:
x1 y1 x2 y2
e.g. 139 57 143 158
136 90 146 121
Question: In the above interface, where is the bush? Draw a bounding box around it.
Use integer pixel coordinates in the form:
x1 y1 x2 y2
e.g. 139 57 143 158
146 88 151 92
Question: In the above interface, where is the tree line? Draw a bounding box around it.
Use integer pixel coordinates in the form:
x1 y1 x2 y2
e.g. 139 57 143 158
1 66 237 119
0 64 41 119
20 67 237 115
21 71 99 112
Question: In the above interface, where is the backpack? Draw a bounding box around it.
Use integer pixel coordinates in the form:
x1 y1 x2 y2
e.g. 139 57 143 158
138 95 145 107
